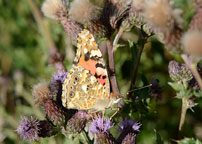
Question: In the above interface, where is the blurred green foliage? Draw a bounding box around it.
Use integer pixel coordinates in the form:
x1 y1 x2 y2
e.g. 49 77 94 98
0 0 201 144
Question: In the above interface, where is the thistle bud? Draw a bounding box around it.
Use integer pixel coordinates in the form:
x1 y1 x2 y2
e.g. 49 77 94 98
168 61 181 82
168 61 193 82
43 99 67 126
180 64 193 82
37 120 58 138
62 110 87 138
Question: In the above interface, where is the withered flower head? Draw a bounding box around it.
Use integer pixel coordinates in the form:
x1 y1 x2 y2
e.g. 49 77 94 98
181 30 202 56
42 0 66 19
32 83 51 105
69 0 100 24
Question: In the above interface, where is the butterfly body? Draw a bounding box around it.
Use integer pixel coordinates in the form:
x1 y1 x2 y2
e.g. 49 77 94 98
62 29 121 111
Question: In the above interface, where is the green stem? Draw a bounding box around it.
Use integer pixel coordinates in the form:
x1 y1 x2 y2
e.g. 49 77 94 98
179 97 188 131
81 131 91 144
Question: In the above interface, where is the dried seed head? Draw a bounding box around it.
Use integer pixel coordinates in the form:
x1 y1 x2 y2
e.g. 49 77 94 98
181 30 202 56
189 8 202 31
32 83 51 105
41 0 66 19
132 0 145 12
143 0 174 30
69 0 100 24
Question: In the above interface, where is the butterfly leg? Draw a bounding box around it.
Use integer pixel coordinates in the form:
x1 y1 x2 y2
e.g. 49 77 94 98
101 109 105 130
88 110 99 120
109 107 120 120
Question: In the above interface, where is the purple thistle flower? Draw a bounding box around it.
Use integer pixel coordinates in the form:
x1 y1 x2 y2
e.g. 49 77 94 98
16 117 39 142
117 119 142 144
119 119 142 132
89 116 113 134
52 72 68 84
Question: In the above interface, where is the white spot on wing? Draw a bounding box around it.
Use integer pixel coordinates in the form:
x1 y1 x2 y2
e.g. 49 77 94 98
84 48 88 54
82 85 87 93
91 50 102 57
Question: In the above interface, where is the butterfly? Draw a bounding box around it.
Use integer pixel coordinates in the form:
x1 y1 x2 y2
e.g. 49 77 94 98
61 29 121 111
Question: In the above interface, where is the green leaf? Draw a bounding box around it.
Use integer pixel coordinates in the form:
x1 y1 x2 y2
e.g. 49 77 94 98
155 130 164 144
168 82 185 91
193 90 202 98
178 138 202 144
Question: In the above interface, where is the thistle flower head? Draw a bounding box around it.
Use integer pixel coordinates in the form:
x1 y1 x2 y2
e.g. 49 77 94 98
117 119 142 143
42 0 67 19
119 119 142 132
52 71 68 84
43 99 67 126
65 110 88 134
168 61 193 82
16 117 39 142
32 83 51 105
89 116 113 134
69 0 100 24
181 30 202 56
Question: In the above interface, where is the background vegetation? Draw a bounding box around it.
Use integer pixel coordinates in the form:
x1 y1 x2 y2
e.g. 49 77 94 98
0 0 201 143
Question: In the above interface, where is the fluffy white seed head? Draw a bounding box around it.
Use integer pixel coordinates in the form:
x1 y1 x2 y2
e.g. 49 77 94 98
143 0 174 30
41 0 66 19
69 0 99 24
181 30 202 56
132 0 146 11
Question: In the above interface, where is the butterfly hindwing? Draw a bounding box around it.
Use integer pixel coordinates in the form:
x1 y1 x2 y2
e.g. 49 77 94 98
62 65 110 110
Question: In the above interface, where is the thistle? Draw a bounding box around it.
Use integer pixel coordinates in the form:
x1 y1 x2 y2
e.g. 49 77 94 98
16 117 39 142
117 119 142 144
89 117 116 144
168 61 193 83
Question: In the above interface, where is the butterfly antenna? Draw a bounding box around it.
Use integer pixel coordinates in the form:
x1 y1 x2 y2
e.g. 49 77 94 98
126 84 152 95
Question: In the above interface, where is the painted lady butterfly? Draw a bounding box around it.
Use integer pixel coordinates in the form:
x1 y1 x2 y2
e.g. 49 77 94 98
62 29 121 111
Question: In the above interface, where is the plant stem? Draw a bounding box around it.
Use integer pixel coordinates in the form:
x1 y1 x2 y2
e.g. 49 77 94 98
179 97 188 131
113 28 124 48
28 0 66 73
107 40 120 95
81 131 91 144
129 29 148 91
181 54 202 90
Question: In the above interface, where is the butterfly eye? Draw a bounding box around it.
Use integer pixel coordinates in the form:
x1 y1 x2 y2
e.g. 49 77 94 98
69 91 75 98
